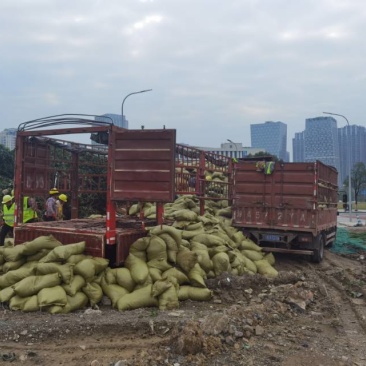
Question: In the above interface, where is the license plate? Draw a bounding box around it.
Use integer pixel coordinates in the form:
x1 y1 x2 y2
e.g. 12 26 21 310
264 234 280 241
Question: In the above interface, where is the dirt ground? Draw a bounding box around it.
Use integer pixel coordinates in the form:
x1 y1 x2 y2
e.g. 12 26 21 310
1 228 366 366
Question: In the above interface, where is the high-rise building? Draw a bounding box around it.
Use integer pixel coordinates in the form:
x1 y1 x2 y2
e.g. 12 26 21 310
338 125 366 186
250 121 288 161
304 117 340 172
0 128 17 150
95 114 128 129
292 132 305 162
292 117 341 184
293 118 366 187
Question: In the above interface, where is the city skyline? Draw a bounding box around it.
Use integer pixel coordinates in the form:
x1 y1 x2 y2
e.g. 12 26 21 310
2 114 366 187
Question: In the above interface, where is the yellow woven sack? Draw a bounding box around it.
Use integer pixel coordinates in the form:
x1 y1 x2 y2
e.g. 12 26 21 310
117 285 158 311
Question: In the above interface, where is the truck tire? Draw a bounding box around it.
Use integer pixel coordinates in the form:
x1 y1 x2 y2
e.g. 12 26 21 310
311 234 324 263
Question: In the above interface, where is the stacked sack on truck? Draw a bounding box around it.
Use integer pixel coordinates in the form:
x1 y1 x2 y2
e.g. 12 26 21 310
128 194 230 221
0 236 109 313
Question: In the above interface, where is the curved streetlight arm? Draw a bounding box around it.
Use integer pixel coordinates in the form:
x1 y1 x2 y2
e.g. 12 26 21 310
323 112 349 126
323 111 352 222
121 89 152 125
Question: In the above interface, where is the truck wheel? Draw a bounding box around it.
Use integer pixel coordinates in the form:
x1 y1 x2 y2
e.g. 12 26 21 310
312 234 324 263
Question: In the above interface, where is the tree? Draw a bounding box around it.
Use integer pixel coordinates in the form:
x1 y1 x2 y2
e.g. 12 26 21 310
0 145 15 191
344 162 366 208
246 151 279 162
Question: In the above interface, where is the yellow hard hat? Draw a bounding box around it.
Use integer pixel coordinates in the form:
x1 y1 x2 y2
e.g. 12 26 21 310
49 188 59 195
2 195 13 204
206 175 212 181
59 194 67 202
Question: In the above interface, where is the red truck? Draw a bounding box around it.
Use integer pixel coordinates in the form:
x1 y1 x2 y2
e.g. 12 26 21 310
231 159 338 262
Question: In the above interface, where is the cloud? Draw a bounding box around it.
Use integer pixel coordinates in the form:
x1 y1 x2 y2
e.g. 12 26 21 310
1 0 366 155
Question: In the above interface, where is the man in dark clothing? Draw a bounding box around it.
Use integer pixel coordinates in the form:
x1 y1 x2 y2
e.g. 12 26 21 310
0 195 15 245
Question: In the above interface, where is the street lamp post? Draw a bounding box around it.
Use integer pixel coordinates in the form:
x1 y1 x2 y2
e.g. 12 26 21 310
227 139 239 159
323 112 352 222
121 89 152 126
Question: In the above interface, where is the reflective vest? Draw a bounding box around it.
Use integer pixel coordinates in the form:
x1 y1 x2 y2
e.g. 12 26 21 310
3 203 15 227
264 162 275 175
23 197 38 223
56 200 63 220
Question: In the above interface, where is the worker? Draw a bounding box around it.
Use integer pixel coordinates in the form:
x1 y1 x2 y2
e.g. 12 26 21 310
43 188 59 221
11 189 38 223
0 195 15 245
56 194 68 220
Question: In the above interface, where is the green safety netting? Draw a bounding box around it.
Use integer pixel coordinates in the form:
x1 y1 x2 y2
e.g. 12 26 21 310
332 228 366 254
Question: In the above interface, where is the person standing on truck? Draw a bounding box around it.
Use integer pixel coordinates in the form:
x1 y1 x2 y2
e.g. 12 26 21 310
43 188 59 221
11 189 38 223
56 194 68 220
0 195 15 245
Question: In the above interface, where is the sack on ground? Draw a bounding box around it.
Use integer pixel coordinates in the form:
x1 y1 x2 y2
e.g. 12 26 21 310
117 285 158 311
82 282 103 306
62 275 86 296
36 263 74 285
124 253 149 285
255 259 278 278
49 292 88 314
22 235 62 256
38 285 67 307
9 294 39 312
4 244 27 262
0 266 35 288
40 241 86 263
147 236 167 261
101 278 129 308
178 286 212 301
12 272 61 297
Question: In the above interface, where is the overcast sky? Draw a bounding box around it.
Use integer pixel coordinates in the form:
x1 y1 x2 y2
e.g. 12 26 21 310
1 0 366 159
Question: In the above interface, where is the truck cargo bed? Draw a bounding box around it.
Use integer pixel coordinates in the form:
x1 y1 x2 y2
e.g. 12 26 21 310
232 160 338 259
14 217 150 265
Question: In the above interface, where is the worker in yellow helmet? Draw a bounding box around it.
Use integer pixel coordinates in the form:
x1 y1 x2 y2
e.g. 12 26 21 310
206 175 212 181
56 194 68 220
12 189 38 223
1 195 15 245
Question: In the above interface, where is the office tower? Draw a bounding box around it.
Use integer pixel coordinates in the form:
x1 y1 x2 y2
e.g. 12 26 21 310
292 132 305 162
250 121 288 161
304 116 340 182
338 125 366 185
0 128 17 150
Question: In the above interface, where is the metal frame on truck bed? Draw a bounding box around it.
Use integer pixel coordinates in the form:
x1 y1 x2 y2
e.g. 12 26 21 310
13 115 176 265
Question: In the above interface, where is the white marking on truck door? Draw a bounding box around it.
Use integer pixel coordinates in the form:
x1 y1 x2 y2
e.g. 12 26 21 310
277 212 282 221
300 213 305 222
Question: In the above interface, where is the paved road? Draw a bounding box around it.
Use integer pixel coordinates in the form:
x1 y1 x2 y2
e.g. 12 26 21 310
337 211 365 227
